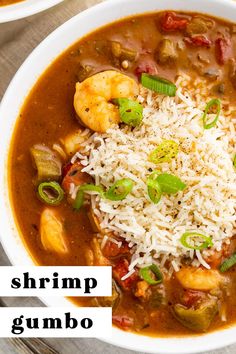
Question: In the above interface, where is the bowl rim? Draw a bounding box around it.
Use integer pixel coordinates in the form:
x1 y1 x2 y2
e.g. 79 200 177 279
0 0 63 23
1 0 236 352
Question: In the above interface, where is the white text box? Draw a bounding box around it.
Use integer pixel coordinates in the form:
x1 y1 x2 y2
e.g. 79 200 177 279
0 307 112 337
0 266 112 296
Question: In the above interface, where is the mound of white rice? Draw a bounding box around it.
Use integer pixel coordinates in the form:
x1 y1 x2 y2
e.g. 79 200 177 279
72 74 236 275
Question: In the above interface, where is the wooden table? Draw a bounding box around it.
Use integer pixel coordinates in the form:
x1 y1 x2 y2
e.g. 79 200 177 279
0 0 236 352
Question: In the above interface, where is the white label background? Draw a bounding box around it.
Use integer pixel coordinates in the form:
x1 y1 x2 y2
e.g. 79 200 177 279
0 307 112 337
0 266 112 296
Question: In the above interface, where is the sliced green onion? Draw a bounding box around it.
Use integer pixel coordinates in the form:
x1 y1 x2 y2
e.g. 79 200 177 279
156 173 186 194
219 253 236 272
74 180 133 210
149 140 179 164
202 98 221 129
38 181 64 206
146 172 185 202
74 184 104 210
141 74 177 97
180 232 213 251
79 184 104 195
113 98 143 127
147 176 162 204
139 264 163 285
233 154 236 168
74 190 84 210
148 170 161 180
105 178 133 201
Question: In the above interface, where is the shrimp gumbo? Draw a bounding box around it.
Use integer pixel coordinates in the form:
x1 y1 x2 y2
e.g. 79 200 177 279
9 11 236 336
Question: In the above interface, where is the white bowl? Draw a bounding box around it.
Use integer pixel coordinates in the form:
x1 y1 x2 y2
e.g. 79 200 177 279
0 0 63 23
0 0 236 352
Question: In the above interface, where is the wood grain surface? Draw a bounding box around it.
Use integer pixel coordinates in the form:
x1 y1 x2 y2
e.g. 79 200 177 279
0 0 236 353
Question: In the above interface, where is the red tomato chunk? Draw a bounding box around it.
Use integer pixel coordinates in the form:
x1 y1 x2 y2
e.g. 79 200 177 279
62 162 91 193
102 240 130 258
135 60 158 79
182 289 205 308
215 37 232 65
161 12 188 32
112 315 134 330
113 258 139 291
184 35 212 48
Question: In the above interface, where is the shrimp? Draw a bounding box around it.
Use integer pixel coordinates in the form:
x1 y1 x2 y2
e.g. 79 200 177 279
61 128 90 156
74 70 139 133
85 238 111 266
40 208 68 254
176 267 223 291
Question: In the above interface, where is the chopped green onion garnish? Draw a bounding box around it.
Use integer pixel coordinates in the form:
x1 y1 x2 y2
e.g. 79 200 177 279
202 98 221 129
147 176 162 204
74 180 133 209
149 140 179 164
113 98 143 127
139 264 163 285
219 253 236 272
38 181 64 206
105 178 133 201
74 190 84 210
79 184 104 195
74 184 104 210
156 173 186 194
148 170 161 180
180 232 213 250
146 171 185 203
233 154 236 168
141 74 177 97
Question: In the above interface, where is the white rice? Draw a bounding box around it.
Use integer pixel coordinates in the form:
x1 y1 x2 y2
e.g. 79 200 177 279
71 75 236 274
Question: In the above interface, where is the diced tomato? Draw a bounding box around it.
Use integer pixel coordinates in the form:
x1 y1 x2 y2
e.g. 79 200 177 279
62 162 73 179
160 12 188 32
206 243 231 268
62 162 91 194
113 258 139 291
184 35 212 48
112 315 134 330
102 240 130 258
182 289 205 308
135 60 158 79
205 252 223 268
215 37 232 65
